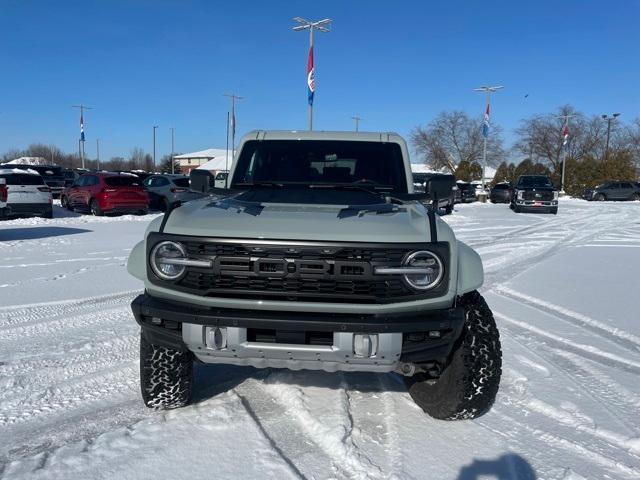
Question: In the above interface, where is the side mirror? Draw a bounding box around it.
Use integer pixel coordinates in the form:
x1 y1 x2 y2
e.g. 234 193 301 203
189 169 213 193
426 177 454 199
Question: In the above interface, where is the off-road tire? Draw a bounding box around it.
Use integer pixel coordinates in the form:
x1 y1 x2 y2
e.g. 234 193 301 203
405 290 502 420
513 205 521 213
90 199 103 216
140 333 193 409
550 207 558 215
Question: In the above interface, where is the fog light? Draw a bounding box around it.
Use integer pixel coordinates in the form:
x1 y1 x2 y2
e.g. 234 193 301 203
353 334 378 358
428 330 441 338
206 327 228 350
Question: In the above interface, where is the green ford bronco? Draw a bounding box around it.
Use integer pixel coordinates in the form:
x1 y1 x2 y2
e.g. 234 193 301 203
127 130 502 420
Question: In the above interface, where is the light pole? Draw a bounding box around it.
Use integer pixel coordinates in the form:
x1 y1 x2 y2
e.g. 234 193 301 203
601 113 620 161
292 17 331 131
96 138 100 170
152 125 158 171
72 104 92 169
351 115 362 132
474 86 503 191
170 127 175 174
557 114 575 194
224 93 243 166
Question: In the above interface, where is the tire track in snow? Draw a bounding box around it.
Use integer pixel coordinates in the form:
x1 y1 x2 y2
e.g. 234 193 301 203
0 362 139 425
494 286 640 354
257 373 383 480
0 291 137 329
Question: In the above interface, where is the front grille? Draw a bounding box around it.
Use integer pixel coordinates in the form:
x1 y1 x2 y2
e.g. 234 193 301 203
523 190 554 201
148 235 449 304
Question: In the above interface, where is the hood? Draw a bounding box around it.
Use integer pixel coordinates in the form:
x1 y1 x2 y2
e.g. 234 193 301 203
162 196 436 243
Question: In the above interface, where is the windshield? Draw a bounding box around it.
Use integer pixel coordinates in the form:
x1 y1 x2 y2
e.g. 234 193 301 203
231 140 408 193
517 176 553 188
172 178 190 187
0 173 45 185
104 176 141 187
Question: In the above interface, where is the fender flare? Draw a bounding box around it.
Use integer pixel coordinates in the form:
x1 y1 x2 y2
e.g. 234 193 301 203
127 240 146 281
456 240 484 295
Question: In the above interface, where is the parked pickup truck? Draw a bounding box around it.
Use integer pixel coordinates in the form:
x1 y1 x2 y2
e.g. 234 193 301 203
510 175 558 214
127 131 502 420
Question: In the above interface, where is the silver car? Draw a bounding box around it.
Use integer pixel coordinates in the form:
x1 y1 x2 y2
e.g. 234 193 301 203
142 174 203 211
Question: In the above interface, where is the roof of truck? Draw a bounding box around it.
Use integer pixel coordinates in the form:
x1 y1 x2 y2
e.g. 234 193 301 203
240 130 403 143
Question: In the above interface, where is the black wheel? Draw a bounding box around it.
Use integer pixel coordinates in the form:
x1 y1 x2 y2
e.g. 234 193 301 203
514 205 521 213
444 204 453 215
405 291 502 420
550 207 558 215
90 199 103 216
140 333 193 409
161 197 170 212
61 195 72 210
595 193 606 201
632 193 640 201
42 208 53 219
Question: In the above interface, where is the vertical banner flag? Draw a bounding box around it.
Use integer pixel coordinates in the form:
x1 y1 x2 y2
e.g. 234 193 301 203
80 112 85 142
482 103 490 138
562 124 570 147
307 46 315 106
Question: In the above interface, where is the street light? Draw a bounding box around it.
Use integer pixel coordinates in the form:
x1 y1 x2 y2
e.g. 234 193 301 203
292 17 332 131
601 113 620 161
474 85 504 191
152 125 158 170
351 116 362 132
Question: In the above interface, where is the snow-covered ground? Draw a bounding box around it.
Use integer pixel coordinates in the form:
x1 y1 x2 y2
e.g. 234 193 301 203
1 198 640 479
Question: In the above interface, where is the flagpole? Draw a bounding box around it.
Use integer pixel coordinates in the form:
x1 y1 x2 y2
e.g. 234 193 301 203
225 111 230 187
72 104 92 170
557 113 576 195
473 86 503 192
292 17 331 132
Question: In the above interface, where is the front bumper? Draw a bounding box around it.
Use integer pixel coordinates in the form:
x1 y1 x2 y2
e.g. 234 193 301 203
514 199 558 211
131 293 464 373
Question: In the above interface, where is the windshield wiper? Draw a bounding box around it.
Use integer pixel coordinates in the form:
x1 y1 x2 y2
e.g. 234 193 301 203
234 182 287 188
310 181 394 193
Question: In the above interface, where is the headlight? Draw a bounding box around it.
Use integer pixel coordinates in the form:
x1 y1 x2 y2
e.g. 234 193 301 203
517 189 524 200
150 241 187 280
402 251 444 290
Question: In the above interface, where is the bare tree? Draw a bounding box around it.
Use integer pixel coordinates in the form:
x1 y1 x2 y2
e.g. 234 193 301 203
411 110 505 172
514 105 611 171
129 147 146 170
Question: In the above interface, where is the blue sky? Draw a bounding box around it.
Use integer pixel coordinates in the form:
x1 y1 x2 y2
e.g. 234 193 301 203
0 0 638 161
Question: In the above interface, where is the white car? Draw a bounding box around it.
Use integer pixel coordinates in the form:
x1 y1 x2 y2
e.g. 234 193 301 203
0 168 53 219
214 171 229 189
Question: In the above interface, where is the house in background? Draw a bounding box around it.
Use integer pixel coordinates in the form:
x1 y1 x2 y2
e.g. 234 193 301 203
174 148 231 174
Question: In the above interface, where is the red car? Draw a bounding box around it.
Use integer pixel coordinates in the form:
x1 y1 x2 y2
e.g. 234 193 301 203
61 172 149 216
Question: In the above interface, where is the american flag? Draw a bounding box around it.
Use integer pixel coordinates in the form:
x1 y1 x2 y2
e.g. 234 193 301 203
307 46 315 106
482 103 490 138
80 112 85 142
562 124 570 146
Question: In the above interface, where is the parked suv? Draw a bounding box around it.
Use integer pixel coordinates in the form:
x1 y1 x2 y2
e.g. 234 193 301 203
454 182 476 204
413 172 456 214
489 183 512 203
583 181 640 201
0 164 66 198
143 174 203 211
127 131 502 420
0 178 8 218
0 168 53 218
510 175 558 214
61 172 149 215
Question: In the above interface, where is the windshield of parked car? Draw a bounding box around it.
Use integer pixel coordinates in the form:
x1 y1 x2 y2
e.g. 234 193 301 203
0 173 45 185
517 176 552 188
104 176 142 187
493 184 510 190
231 140 408 193
172 178 190 187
